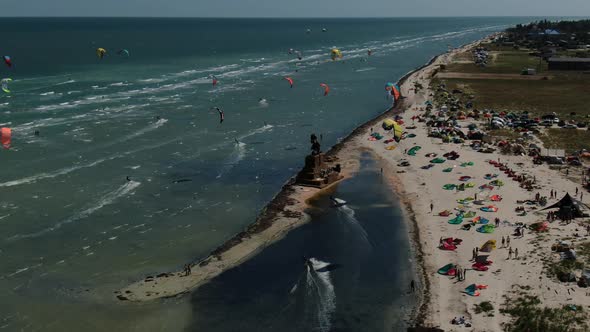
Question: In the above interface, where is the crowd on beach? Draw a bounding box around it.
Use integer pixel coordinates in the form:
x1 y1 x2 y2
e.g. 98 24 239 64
359 37 590 330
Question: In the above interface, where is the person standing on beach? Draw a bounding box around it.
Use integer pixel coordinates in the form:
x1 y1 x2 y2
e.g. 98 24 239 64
501 236 505 248
550 190 553 199
472 248 476 261
515 248 519 259
576 187 579 196
508 247 513 259
506 235 511 248
430 202 434 213
410 280 416 293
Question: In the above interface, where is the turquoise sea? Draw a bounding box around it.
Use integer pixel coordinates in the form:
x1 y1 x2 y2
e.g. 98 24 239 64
0 17 531 331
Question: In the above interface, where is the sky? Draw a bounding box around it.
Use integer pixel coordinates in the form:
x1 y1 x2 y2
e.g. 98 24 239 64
3 0 590 17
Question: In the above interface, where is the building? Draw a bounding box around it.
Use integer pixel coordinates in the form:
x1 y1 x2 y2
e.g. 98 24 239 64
547 57 590 71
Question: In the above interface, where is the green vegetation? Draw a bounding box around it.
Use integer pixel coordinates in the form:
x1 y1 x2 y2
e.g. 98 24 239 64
578 242 590 265
474 301 494 315
547 259 584 280
438 77 590 119
501 294 588 332
485 128 523 140
445 48 547 74
538 129 590 153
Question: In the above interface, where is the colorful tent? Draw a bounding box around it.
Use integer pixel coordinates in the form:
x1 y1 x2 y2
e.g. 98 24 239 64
442 167 453 173
464 284 488 296
459 176 471 181
490 180 504 186
448 216 463 224
472 262 489 271
443 184 456 190
439 210 452 217
408 146 422 156
472 216 489 224
480 206 498 212
463 211 476 218
440 237 461 250
437 263 457 276
460 162 474 167
477 224 495 233
480 240 496 252
490 195 502 202
430 158 446 163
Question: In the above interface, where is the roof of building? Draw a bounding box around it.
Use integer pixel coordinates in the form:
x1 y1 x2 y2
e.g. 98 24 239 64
547 57 590 63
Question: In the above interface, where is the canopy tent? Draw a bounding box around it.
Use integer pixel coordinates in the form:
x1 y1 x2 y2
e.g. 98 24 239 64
437 263 457 276
477 224 495 233
448 216 463 224
480 240 496 252
542 193 588 219
408 146 422 156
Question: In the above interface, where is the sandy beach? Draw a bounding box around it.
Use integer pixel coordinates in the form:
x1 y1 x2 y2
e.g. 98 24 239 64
118 35 589 331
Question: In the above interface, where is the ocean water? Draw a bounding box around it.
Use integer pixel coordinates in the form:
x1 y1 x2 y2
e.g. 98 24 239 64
187 154 416 332
0 17 529 331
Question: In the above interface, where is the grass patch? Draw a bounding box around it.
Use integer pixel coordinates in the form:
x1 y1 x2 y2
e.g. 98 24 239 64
538 129 590 153
547 259 585 280
446 49 547 74
486 128 523 140
501 294 588 332
474 301 495 314
438 76 590 121
578 242 590 265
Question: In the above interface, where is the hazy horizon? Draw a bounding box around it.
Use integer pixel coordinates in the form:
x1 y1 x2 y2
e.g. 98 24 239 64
3 0 590 18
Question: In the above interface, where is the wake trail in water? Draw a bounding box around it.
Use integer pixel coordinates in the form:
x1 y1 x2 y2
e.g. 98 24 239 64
306 258 336 332
216 142 246 179
336 205 371 245
7 181 141 240
0 136 178 188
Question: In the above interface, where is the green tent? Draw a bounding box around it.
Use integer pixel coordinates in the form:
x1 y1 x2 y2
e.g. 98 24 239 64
437 263 455 275
460 162 474 167
443 168 453 173
449 216 463 224
408 146 422 156
477 224 495 233
431 158 446 164
464 211 476 218
443 184 456 190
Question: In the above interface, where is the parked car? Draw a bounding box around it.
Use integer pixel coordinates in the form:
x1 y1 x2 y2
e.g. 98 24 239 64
541 120 553 127
577 122 587 128
564 124 577 129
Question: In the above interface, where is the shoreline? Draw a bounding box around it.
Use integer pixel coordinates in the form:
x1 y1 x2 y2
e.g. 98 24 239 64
115 54 423 303
116 37 484 316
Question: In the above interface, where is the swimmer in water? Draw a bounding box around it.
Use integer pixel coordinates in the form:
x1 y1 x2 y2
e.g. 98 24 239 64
155 115 161 120
34 130 40 136
234 138 239 145
126 176 131 182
